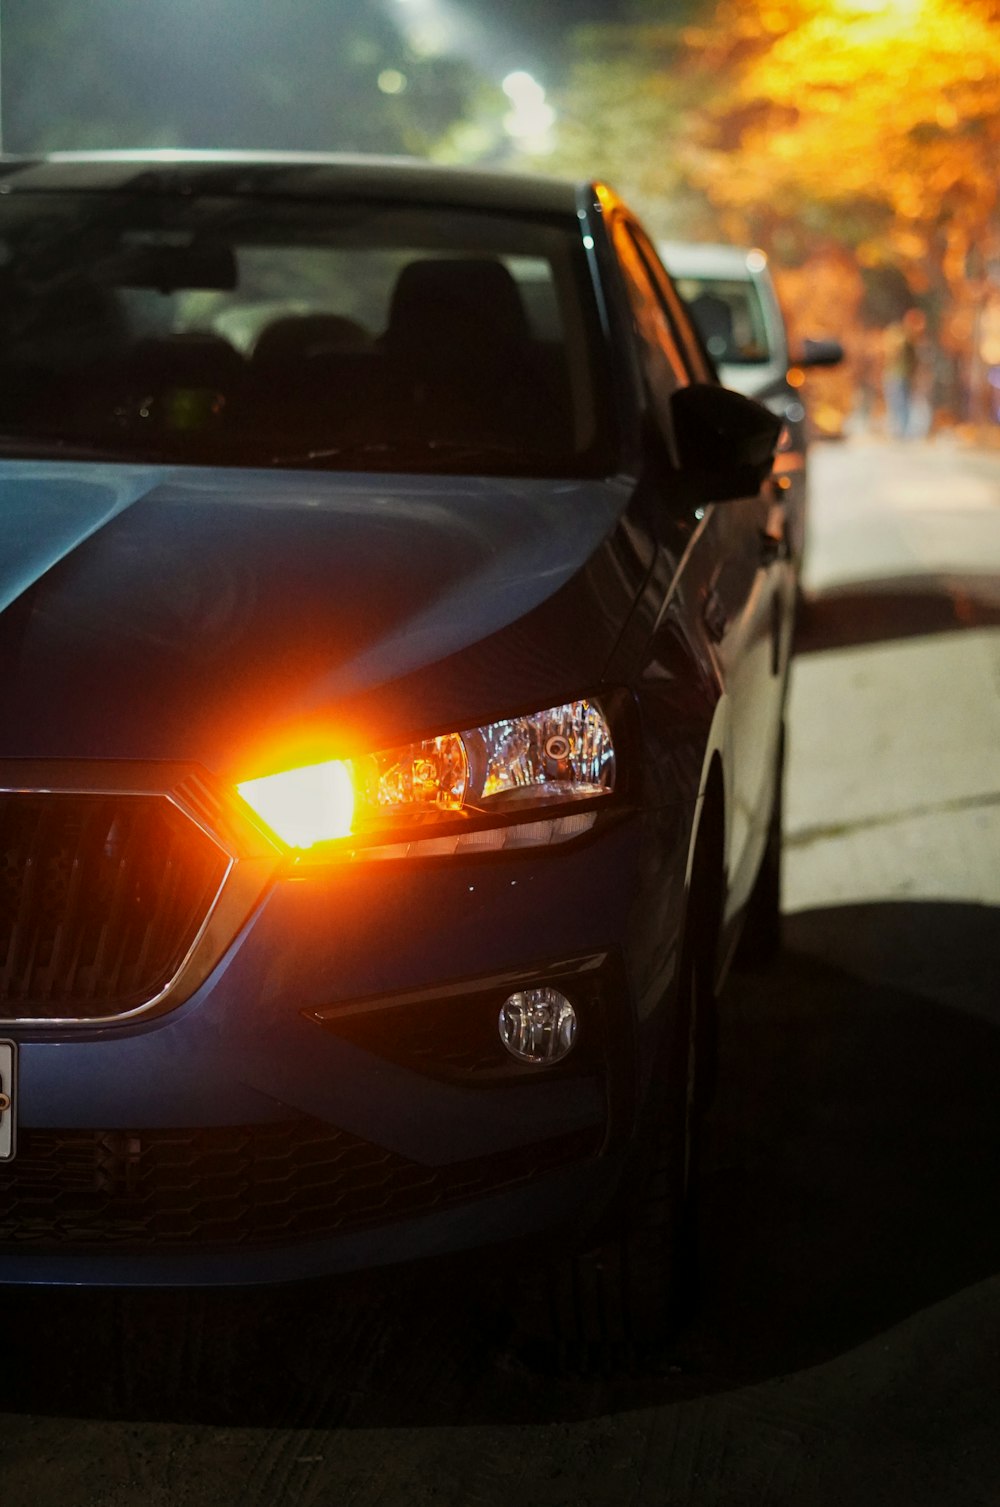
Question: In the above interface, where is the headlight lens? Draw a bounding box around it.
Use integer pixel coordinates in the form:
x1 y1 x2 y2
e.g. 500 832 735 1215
237 699 615 852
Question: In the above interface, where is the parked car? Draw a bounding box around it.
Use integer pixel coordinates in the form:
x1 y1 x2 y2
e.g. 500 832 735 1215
662 241 842 571
0 153 789 1354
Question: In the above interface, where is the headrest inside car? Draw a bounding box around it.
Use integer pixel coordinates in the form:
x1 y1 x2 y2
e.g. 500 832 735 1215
384 258 530 359
252 314 373 367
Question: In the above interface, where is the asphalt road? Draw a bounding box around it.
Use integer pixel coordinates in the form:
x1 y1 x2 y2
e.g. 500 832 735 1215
2 435 998 1506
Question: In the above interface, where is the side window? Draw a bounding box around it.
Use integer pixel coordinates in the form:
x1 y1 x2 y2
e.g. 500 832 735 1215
630 228 715 383
611 216 690 456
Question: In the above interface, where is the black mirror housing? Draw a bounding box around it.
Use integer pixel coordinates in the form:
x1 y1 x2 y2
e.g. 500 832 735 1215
795 337 844 369
669 382 782 504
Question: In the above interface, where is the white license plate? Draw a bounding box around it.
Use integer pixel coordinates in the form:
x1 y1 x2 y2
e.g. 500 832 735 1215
0 1041 16 1161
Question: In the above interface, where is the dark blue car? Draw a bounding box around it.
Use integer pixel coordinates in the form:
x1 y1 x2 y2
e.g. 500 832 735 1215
0 153 788 1351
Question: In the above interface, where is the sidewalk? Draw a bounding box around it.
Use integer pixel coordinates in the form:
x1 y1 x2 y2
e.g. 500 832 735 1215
786 437 1000 913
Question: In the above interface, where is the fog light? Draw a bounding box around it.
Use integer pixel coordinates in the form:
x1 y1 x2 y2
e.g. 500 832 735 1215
499 988 577 1065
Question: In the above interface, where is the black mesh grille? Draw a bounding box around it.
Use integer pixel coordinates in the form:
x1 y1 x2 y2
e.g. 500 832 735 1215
0 792 229 1018
0 1120 601 1249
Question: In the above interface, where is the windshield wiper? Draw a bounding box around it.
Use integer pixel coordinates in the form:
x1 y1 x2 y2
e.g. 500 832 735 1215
0 434 172 464
267 438 555 471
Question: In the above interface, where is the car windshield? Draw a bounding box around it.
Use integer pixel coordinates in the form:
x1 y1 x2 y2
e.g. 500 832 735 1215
0 192 611 475
673 273 772 366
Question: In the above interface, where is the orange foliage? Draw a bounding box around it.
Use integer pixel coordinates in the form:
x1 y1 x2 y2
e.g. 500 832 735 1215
682 0 1000 423
688 0 1000 276
772 249 863 430
548 0 1000 424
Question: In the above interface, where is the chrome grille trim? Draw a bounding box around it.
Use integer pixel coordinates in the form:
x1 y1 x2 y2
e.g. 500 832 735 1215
0 763 282 1027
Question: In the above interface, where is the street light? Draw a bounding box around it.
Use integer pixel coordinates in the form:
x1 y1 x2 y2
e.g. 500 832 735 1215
390 0 465 59
501 70 555 151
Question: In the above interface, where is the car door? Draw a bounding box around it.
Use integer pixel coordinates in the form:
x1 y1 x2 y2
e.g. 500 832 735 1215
609 214 791 915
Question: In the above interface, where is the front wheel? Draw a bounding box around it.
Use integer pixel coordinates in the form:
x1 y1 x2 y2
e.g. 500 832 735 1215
525 877 715 1369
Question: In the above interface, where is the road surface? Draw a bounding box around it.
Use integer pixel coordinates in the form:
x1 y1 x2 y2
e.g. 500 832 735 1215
1 435 998 1506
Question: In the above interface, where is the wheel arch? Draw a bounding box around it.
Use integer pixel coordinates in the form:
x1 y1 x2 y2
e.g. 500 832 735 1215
683 697 730 994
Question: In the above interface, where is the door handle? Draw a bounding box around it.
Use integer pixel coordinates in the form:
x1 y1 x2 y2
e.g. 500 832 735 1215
759 501 789 566
703 587 728 643
758 526 787 566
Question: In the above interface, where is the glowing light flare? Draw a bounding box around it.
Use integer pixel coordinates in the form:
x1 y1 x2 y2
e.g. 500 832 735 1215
237 760 354 848
501 69 556 144
786 366 806 388
502 70 543 104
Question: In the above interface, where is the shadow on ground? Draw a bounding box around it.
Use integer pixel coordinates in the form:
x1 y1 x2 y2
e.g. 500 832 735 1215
795 572 1000 653
2 900 997 1429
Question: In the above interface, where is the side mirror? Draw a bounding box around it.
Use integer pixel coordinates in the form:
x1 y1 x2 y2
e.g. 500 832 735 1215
794 337 843 370
669 382 782 504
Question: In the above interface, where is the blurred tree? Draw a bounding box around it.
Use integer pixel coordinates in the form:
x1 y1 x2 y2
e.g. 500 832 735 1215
686 0 1000 421
688 2 1000 262
535 11 715 237
545 0 1000 426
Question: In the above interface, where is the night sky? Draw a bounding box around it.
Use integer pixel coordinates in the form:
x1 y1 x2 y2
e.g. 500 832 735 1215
452 0 634 67
1 0 644 153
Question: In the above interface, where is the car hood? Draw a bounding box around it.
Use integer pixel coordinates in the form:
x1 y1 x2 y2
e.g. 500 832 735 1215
0 461 647 775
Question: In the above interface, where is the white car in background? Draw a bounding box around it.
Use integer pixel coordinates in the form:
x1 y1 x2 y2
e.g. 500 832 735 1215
661 241 842 573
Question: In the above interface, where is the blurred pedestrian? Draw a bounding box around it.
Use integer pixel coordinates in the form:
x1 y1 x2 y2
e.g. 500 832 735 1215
882 307 926 438
848 332 880 435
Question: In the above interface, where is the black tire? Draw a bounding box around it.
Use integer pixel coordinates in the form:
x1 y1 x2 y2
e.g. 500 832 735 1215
524 852 717 1370
734 724 784 969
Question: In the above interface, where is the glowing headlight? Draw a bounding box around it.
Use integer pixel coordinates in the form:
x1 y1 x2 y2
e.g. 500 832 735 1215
237 699 615 852
236 758 354 848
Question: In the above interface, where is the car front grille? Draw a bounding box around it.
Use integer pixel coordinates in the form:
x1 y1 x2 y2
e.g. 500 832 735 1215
0 792 230 1019
0 1119 601 1250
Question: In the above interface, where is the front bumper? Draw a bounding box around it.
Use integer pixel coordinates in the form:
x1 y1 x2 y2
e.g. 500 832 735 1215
0 805 693 1285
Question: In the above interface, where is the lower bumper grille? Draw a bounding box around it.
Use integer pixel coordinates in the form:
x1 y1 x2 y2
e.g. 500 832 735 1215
0 791 229 1019
0 1119 601 1250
